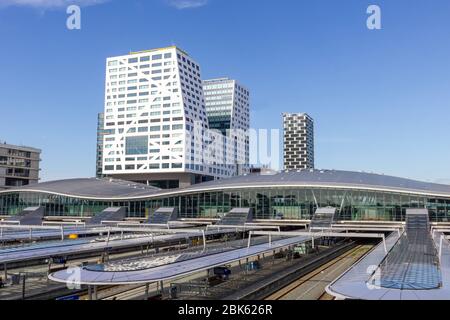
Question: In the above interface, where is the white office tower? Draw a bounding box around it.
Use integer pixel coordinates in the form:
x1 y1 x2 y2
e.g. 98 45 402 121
102 46 230 188
203 78 250 176
283 113 314 170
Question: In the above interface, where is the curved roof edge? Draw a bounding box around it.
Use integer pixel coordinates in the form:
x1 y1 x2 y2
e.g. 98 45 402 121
1 170 450 200
0 177 161 199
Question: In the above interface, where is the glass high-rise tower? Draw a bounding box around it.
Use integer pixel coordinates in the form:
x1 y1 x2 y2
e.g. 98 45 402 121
96 112 105 178
203 78 250 175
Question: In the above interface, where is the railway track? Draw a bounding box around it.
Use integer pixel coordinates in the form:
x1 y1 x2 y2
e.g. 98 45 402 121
103 285 148 300
76 284 143 300
318 292 335 300
265 245 371 300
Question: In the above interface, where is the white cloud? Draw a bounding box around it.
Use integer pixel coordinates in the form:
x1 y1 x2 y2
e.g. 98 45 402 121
167 0 208 10
0 0 110 9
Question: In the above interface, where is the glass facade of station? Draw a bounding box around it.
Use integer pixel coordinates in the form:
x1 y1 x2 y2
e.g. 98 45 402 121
1 187 450 222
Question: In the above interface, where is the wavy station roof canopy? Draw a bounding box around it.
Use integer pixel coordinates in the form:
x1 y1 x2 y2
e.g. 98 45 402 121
2 170 450 200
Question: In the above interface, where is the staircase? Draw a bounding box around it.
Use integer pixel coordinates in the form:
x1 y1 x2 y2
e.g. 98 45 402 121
309 207 336 231
378 209 440 290
216 208 253 226
89 207 126 225
148 207 178 224
7 207 44 226
406 208 430 231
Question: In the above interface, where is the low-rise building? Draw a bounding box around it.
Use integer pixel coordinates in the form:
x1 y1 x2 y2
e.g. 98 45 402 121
0 142 41 189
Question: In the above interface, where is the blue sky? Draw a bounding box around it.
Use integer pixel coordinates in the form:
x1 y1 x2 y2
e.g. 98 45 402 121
0 0 449 183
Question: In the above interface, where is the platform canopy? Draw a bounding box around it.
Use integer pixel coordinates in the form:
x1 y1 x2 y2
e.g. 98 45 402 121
48 236 308 286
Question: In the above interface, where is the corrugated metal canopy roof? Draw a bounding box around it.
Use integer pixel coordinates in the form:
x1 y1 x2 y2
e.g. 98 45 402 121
172 169 450 197
3 178 161 198
2 170 450 199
